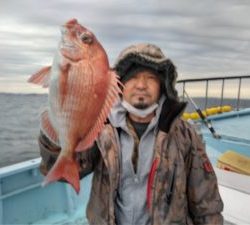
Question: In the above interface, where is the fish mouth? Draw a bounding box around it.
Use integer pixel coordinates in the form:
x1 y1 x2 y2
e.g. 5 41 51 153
63 42 76 49
61 37 83 50
60 38 78 50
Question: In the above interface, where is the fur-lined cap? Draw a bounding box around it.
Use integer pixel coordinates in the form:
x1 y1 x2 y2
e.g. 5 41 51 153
113 43 179 101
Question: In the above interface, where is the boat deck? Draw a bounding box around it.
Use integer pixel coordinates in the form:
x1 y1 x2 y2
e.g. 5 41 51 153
201 109 250 225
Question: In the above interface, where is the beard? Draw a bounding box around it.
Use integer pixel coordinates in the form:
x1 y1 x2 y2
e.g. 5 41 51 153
132 97 150 109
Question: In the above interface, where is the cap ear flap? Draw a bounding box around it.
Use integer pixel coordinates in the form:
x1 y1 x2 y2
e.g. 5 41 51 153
164 59 179 101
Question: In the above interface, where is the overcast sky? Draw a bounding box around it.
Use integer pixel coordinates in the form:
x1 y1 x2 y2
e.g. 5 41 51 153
1 0 250 93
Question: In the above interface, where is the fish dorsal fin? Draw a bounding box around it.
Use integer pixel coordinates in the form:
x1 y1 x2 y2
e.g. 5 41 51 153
28 66 51 88
75 71 122 152
40 110 59 145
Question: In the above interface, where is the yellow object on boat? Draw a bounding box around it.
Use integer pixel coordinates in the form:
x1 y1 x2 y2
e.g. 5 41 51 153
182 112 190 120
201 110 207 117
217 150 250 175
206 107 218 116
190 112 200 120
216 106 222 113
221 105 232 112
181 104 232 121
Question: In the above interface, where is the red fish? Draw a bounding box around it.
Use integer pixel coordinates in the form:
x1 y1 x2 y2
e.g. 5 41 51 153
28 19 121 193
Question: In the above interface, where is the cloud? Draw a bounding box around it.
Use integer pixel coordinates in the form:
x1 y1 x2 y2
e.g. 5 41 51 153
1 0 250 92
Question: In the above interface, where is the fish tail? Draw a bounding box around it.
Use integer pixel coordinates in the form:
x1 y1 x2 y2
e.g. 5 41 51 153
42 154 80 194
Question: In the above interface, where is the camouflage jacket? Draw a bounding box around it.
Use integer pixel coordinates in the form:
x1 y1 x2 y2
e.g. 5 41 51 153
39 117 223 225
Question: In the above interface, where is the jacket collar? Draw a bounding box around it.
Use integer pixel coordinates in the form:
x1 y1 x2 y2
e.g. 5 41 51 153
159 98 188 134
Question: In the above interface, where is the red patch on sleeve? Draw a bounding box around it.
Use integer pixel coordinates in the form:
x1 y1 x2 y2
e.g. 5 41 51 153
203 161 213 173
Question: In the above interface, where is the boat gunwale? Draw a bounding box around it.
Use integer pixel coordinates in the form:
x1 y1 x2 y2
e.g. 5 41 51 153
0 158 41 178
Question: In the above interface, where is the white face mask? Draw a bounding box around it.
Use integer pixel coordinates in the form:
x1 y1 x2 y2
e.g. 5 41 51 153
121 100 158 118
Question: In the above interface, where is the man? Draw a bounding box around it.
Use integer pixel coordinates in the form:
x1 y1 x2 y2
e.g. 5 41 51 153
39 43 223 225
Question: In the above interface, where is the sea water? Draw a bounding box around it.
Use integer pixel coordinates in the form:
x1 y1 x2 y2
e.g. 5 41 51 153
1 92 250 168
0 93 47 167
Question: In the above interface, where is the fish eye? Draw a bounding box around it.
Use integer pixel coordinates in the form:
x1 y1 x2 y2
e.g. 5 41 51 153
80 33 93 44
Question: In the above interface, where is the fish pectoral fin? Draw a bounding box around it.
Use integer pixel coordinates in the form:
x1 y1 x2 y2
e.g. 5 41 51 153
42 154 80 194
28 66 51 88
40 110 59 145
75 70 122 152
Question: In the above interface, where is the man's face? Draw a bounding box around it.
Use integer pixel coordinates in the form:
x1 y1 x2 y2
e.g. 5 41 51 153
123 70 161 109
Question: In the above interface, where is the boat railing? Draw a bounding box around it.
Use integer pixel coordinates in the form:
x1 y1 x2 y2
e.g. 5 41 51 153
177 75 250 111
